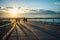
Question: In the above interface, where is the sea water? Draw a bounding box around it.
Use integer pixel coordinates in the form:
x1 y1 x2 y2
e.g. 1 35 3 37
28 19 60 23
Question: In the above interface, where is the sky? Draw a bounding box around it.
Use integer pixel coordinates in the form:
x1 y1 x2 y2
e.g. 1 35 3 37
0 0 60 11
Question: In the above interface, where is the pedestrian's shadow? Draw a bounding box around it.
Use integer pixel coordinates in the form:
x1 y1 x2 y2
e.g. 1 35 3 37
25 23 60 39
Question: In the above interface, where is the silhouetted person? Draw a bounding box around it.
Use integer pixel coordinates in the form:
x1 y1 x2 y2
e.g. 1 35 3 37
18 18 20 23
23 18 25 22
16 18 18 22
25 18 27 22
23 18 27 23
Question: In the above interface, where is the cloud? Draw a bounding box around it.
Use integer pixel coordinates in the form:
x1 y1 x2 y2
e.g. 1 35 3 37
0 7 59 14
54 2 60 5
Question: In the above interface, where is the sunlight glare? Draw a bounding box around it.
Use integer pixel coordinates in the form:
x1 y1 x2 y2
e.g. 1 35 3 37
8 8 18 14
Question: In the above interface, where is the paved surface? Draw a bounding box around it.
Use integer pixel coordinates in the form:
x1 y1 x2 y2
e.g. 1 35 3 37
2 21 60 40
